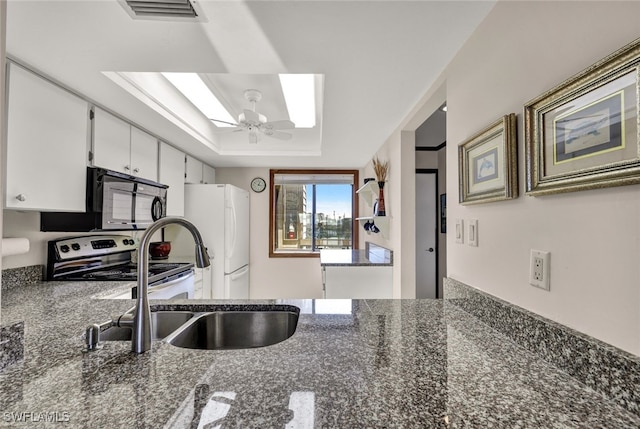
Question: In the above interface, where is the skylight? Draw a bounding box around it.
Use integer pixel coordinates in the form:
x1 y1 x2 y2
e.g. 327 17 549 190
162 72 236 127
279 74 316 128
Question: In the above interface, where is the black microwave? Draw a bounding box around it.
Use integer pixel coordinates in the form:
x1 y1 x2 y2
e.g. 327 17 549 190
41 167 168 232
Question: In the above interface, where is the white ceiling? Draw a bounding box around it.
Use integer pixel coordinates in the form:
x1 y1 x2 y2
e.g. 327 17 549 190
6 0 495 168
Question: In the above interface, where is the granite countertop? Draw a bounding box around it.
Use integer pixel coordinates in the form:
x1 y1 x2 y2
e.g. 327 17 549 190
1 280 639 428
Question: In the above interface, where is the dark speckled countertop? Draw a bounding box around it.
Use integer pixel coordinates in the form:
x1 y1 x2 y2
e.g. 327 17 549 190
1 280 639 428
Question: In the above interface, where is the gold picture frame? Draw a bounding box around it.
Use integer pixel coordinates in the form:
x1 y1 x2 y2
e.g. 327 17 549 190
525 38 640 196
458 113 518 205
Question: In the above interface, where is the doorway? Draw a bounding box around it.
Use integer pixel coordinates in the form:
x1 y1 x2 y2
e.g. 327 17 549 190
416 169 438 298
414 101 447 299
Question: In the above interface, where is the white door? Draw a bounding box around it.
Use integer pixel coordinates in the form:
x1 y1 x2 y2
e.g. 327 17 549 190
224 185 250 274
416 171 437 298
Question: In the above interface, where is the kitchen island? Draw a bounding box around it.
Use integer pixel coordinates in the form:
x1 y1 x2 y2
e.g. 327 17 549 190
320 244 393 299
1 279 639 428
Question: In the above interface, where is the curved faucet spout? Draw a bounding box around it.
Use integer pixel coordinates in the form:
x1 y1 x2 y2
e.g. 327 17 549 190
131 217 211 353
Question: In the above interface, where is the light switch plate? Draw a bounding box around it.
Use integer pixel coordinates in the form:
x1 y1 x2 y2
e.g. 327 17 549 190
455 219 464 244
468 219 478 247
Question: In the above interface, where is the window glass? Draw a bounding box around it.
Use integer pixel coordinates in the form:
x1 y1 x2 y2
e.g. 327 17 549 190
271 170 358 256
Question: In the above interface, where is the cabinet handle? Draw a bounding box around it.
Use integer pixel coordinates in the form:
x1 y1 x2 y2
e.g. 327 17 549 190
16 194 26 202
124 165 130 171
133 167 140 174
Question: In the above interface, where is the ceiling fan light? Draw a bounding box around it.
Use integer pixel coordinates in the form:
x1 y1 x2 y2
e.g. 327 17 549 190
162 72 236 127
279 74 316 128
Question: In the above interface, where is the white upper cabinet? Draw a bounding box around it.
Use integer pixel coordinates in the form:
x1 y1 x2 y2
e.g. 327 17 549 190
184 155 203 184
130 126 158 182
202 164 216 184
92 107 129 174
185 154 215 184
159 142 185 217
5 62 89 211
92 107 158 182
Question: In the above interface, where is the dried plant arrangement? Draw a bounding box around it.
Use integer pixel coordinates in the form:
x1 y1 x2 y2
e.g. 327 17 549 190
372 157 389 182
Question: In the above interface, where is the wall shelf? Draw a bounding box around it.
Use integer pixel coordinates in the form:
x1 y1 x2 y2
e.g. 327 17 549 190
356 181 389 239
356 216 390 239
356 180 380 208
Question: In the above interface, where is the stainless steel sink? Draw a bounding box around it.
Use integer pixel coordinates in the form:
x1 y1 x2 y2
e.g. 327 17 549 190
165 311 299 350
100 311 194 341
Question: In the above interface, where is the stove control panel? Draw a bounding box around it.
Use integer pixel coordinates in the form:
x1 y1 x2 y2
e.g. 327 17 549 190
52 235 139 260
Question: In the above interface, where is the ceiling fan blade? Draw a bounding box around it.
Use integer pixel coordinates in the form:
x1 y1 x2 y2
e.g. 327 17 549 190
241 109 261 124
262 120 295 130
262 130 293 140
210 118 239 127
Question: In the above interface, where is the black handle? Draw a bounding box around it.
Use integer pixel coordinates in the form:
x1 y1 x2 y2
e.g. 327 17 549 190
151 196 164 221
427 248 434 252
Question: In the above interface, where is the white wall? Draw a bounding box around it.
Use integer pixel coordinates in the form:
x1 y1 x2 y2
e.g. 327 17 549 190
2 211 63 269
215 168 323 299
359 129 416 298
443 1 640 354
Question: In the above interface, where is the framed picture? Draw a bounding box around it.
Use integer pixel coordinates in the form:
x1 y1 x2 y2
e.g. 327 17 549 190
440 193 446 233
525 37 640 195
458 113 518 205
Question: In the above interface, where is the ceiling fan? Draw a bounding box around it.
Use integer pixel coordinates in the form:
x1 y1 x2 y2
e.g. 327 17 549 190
211 89 295 144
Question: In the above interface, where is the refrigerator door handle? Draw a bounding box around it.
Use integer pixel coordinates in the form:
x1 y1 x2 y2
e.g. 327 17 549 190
230 265 249 281
226 200 237 259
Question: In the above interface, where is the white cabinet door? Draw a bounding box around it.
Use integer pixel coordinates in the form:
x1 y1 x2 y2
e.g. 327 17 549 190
130 126 158 182
92 107 131 175
185 155 203 184
323 266 393 299
202 164 216 184
159 142 185 216
5 63 88 211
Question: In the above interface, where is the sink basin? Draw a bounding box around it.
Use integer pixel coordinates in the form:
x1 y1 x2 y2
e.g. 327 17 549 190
100 311 194 342
166 311 299 350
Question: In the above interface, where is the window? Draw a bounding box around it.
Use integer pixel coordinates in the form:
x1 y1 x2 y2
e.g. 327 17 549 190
269 170 359 257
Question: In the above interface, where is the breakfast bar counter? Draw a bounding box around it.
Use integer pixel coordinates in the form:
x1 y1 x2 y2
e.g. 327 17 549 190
1 278 639 428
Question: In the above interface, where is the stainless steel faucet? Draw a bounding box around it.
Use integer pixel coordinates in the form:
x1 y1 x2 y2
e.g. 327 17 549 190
117 217 211 353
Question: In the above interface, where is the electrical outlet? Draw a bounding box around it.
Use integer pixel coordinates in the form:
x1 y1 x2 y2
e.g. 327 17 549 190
529 250 550 290
468 219 478 247
455 219 464 244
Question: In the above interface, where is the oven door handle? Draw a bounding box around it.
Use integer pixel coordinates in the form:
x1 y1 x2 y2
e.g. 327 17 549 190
148 271 194 292
132 270 195 299
106 221 154 226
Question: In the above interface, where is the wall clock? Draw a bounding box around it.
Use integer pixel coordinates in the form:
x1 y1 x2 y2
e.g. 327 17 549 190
250 177 266 193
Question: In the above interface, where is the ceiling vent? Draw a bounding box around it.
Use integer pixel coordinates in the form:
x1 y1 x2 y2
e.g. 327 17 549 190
125 0 198 19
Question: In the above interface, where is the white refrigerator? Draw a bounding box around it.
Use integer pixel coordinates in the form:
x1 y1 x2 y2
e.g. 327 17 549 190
173 184 250 299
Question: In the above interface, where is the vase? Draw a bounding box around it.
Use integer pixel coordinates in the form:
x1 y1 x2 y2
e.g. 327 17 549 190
376 181 386 216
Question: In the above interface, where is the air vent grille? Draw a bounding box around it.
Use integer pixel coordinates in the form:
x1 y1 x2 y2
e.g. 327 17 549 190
125 0 198 18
